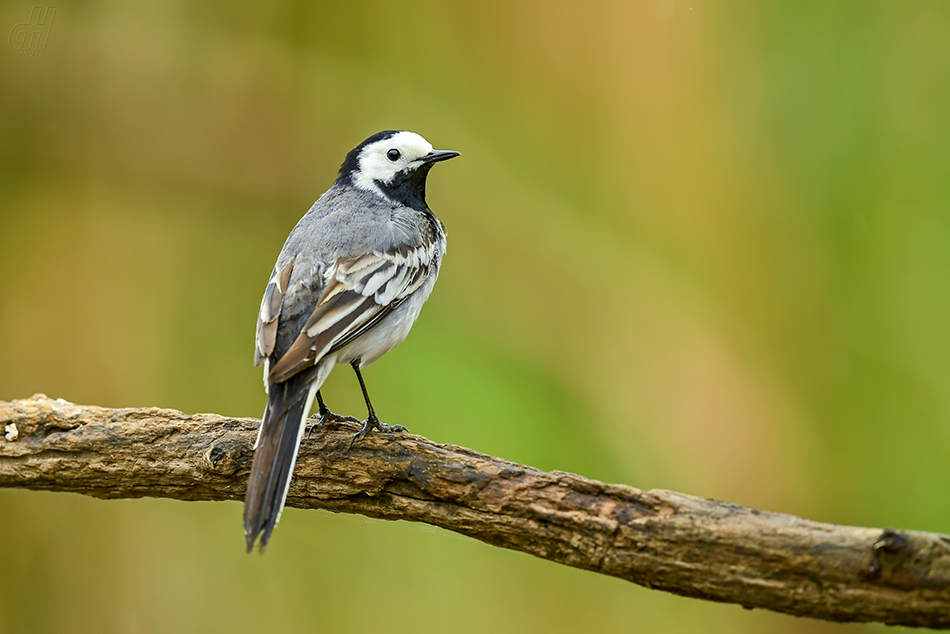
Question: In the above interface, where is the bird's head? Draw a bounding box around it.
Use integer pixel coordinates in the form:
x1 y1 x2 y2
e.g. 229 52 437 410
337 130 459 209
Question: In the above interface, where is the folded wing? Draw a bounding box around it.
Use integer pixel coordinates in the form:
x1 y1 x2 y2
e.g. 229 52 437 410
267 241 436 383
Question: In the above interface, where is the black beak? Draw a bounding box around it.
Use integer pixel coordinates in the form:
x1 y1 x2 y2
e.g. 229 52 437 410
422 150 461 164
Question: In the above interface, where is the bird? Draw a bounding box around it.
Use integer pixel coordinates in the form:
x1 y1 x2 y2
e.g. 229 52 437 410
243 130 459 553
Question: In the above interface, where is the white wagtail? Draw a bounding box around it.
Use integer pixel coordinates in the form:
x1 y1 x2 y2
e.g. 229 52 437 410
244 130 459 552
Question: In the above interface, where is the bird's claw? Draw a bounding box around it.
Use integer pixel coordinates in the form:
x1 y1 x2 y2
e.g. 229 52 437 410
347 416 407 450
307 407 360 437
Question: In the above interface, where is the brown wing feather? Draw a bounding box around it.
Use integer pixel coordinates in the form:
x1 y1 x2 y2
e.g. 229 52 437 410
254 258 295 365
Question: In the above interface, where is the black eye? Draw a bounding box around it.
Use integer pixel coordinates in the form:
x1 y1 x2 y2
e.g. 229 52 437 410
386 148 401 161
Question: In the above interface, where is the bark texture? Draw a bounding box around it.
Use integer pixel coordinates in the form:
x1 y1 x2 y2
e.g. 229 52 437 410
2 394 949 628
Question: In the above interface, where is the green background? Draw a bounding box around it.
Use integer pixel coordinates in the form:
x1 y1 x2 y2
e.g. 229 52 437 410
2 1 949 632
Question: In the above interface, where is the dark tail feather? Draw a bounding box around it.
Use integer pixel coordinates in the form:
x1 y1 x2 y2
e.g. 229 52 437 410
244 369 316 553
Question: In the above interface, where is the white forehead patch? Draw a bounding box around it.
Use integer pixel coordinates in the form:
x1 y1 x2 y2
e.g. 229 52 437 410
353 131 434 194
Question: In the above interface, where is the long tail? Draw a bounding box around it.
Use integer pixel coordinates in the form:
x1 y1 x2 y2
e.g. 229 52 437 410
244 367 319 553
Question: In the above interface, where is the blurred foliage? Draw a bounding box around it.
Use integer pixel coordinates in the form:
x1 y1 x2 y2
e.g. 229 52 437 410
2 1 950 632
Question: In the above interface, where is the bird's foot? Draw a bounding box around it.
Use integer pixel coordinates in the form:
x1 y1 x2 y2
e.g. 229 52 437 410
307 404 360 437
348 415 407 450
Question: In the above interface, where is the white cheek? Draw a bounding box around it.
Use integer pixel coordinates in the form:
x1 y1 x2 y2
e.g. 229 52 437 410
354 155 399 193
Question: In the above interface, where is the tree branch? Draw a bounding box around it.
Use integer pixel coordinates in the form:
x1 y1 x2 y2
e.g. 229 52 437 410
2 395 948 628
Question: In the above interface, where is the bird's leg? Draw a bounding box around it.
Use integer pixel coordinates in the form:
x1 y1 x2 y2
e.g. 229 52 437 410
307 390 359 437
348 360 407 449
